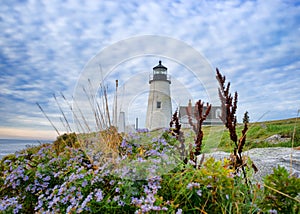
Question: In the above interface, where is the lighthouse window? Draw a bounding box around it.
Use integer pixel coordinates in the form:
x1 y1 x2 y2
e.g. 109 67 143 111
157 101 161 109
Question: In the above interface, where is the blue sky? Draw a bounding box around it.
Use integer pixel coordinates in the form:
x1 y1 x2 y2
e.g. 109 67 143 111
0 0 300 140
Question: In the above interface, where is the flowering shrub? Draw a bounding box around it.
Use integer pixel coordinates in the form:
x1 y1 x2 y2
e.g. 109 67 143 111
1 129 299 213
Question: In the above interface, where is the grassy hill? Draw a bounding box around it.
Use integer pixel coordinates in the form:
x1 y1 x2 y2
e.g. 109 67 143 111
198 117 300 152
74 117 300 153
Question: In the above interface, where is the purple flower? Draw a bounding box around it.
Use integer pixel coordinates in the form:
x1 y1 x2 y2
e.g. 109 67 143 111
137 128 149 133
161 207 168 211
76 191 83 200
145 194 155 204
187 182 200 190
82 180 88 187
35 199 44 211
145 149 160 156
66 205 73 213
23 175 29 181
44 175 51 181
81 193 93 209
113 195 120 202
196 190 202 197
120 140 127 148
13 203 22 214
118 200 125 206
141 204 151 213
95 189 103 202
131 197 142 206
207 184 212 188
137 157 145 162
176 208 183 214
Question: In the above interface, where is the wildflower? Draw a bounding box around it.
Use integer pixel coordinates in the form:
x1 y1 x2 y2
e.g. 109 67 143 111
113 195 120 202
23 175 29 181
131 197 142 206
196 190 202 197
145 149 160 157
82 180 88 187
76 191 83 201
152 206 161 211
13 203 22 214
176 208 183 214
44 175 51 181
81 193 93 209
95 189 103 202
187 182 200 190
141 204 151 213
118 200 125 206
66 205 73 213
142 186 150 195
159 138 167 146
137 157 145 162
269 210 278 214
137 128 149 133
145 194 155 204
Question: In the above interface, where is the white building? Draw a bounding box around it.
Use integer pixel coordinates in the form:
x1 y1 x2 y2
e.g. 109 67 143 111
179 100 223 128
145 61 172 130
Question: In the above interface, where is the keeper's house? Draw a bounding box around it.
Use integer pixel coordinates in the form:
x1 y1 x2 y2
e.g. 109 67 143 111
179 100 223 128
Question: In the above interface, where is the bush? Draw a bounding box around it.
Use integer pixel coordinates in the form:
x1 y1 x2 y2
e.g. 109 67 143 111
259 165 300 214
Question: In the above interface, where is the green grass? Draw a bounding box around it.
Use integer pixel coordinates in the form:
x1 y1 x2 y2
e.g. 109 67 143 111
180 117 300 153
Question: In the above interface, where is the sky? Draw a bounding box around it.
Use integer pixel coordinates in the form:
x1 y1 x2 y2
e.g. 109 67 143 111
0 0 300 140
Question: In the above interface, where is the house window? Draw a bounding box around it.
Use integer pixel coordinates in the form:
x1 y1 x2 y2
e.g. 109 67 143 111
157 101 161 109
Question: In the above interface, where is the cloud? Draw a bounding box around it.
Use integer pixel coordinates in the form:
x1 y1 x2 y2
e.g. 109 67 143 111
0 0 299 138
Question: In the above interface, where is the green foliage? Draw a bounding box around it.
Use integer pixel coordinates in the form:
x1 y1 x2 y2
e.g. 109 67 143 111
259 166 300 213
1 128 299 213
159 157 261 213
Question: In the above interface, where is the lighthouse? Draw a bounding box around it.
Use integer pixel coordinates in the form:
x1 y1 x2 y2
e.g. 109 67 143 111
145 61 172 130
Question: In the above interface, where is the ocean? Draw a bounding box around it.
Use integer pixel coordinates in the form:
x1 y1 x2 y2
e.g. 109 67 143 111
0 139 52 159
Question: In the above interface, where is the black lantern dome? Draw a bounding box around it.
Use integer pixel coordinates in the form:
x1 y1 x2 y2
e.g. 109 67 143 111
149 60 171 84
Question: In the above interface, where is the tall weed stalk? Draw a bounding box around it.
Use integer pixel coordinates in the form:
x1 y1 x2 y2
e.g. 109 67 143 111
187 100 211 168
38 80 122 167
216 68 257 185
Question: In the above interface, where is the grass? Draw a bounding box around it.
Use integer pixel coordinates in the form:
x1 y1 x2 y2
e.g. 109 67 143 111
195 117 300 153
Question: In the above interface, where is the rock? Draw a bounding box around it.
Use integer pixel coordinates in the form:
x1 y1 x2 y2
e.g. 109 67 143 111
207 147 300 182
265 134 290 144
260 123 267 129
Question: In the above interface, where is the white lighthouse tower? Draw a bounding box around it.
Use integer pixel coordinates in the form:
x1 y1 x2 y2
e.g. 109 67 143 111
145 61 172 130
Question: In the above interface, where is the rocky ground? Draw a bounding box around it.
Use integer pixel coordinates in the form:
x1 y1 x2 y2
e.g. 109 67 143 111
207 147 300 182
